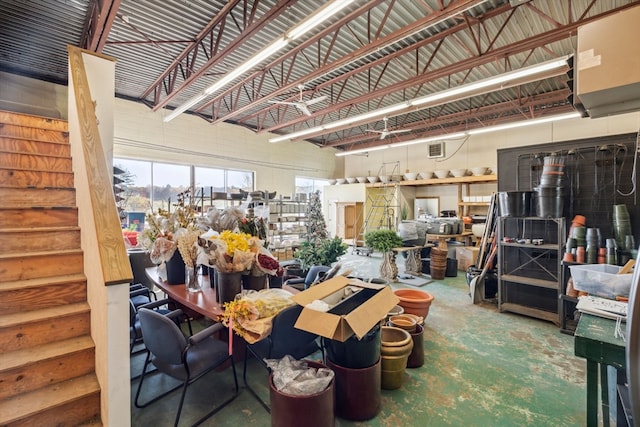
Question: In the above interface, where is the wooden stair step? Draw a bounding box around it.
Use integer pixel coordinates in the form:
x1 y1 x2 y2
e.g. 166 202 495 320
0 373 100 427
0 110 69 132
0 136 71 156
0 336 95 400
0 167 74 188
0 302 91 353
0 152 72 172
0 249 83 281
0 123 69 144
0 187 76 208
0 227 81 254
0 274 87 314
0 207 78 228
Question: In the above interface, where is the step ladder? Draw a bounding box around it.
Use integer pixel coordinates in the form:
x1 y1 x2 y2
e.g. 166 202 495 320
353 162 400 255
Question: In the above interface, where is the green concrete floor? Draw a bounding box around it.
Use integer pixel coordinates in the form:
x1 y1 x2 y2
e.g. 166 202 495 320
130 252 587 426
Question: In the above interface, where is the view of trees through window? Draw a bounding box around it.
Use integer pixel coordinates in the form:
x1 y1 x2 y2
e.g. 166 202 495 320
115 158 254 228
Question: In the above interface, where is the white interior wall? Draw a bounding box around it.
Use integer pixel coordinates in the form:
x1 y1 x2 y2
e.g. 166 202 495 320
112 99 340 196
342 111 640 213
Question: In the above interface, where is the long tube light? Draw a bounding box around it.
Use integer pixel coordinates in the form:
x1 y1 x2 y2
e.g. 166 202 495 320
164 0 355 123
335 112 582 157
410 57 569 107
335 144 390 157
269 56 569 143
466 112 581 134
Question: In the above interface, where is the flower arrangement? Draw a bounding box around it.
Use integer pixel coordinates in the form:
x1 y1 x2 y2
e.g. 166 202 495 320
140 195 198 264
237 216 268 242
176 228 203 268
222 289 295 343
197 230 259 273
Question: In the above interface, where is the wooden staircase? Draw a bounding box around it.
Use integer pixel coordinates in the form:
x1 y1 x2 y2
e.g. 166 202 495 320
0 111 102 426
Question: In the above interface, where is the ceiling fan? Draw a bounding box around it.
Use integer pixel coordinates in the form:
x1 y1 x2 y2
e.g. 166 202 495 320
367 117 412 140
268 84 327 116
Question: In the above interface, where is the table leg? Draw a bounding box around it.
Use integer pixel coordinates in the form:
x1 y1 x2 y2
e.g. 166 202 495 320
600 363 610 427
586 360 598 427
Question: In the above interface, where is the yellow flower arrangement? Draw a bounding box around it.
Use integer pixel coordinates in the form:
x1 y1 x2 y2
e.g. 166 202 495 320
221 289 295 343
218 230 252 255
197 229 260 273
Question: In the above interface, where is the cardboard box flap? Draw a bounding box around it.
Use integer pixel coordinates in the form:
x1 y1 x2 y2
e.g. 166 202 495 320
344 287 398 339
294 309 342 338
290 275 351 306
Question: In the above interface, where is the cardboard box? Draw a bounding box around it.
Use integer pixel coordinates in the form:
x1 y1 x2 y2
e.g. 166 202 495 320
456 246 480 271
291 276 398 342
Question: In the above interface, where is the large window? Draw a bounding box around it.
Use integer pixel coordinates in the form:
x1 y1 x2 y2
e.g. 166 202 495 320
114 158 254 227
295 176 330 199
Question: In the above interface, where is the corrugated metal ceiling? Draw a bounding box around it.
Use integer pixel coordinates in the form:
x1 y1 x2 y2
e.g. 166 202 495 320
1 0 638 153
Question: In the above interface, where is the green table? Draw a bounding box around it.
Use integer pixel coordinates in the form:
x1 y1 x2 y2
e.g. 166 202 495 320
574 313 627 427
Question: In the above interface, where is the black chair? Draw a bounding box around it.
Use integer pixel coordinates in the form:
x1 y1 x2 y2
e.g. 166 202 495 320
129 298 190 355
135 308 238 427
243 304 323 412
130 283 155 308
283 265 330 291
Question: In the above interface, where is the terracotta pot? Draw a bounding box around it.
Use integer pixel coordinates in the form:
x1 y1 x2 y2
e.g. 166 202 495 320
394 289 435 319
387 314 417 332
270 361 335 427
380 326 413 390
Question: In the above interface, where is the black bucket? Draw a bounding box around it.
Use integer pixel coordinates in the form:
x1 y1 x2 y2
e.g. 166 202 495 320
465 265 498 298
498 191 535 217
324 323 381 369
445 258 458 277
536 187 564 218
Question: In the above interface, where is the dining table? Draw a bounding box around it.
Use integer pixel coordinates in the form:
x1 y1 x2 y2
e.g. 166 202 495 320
145 266 223 320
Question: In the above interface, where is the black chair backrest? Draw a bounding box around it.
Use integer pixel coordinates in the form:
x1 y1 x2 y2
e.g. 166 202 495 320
138 308 188 365
269 305 319 360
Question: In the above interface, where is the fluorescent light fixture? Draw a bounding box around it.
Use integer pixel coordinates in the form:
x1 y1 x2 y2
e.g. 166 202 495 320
163 93 209 122
287 1 355 40
165 0 350 123
389 132 467 148
271 56 569 142
466 112 581 135
335 144 389 157
335 112 582 156
205 37 288 95
410 57 569 107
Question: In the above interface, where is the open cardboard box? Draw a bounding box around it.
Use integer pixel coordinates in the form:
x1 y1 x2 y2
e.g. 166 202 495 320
290 276 399 342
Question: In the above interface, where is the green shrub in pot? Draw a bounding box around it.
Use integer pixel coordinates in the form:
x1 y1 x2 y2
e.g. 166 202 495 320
364 229 403 253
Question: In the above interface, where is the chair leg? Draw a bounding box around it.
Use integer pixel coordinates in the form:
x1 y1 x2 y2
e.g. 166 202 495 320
134 351 183 409
242 345 271 413
191 357 240 427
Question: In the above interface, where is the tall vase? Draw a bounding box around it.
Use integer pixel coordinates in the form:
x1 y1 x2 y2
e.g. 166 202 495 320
165 250 185 284
216 271 243 305
185 265 201 293
380 251 398 281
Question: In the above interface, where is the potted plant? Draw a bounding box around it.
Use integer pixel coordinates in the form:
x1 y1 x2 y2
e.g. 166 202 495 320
364 229 404 281
295 236 348 272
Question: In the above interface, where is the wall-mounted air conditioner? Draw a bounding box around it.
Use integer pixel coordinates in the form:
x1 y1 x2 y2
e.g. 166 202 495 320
427 142 445 159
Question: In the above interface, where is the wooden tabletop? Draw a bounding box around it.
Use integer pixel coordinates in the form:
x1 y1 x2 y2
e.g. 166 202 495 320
145 266 223 320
